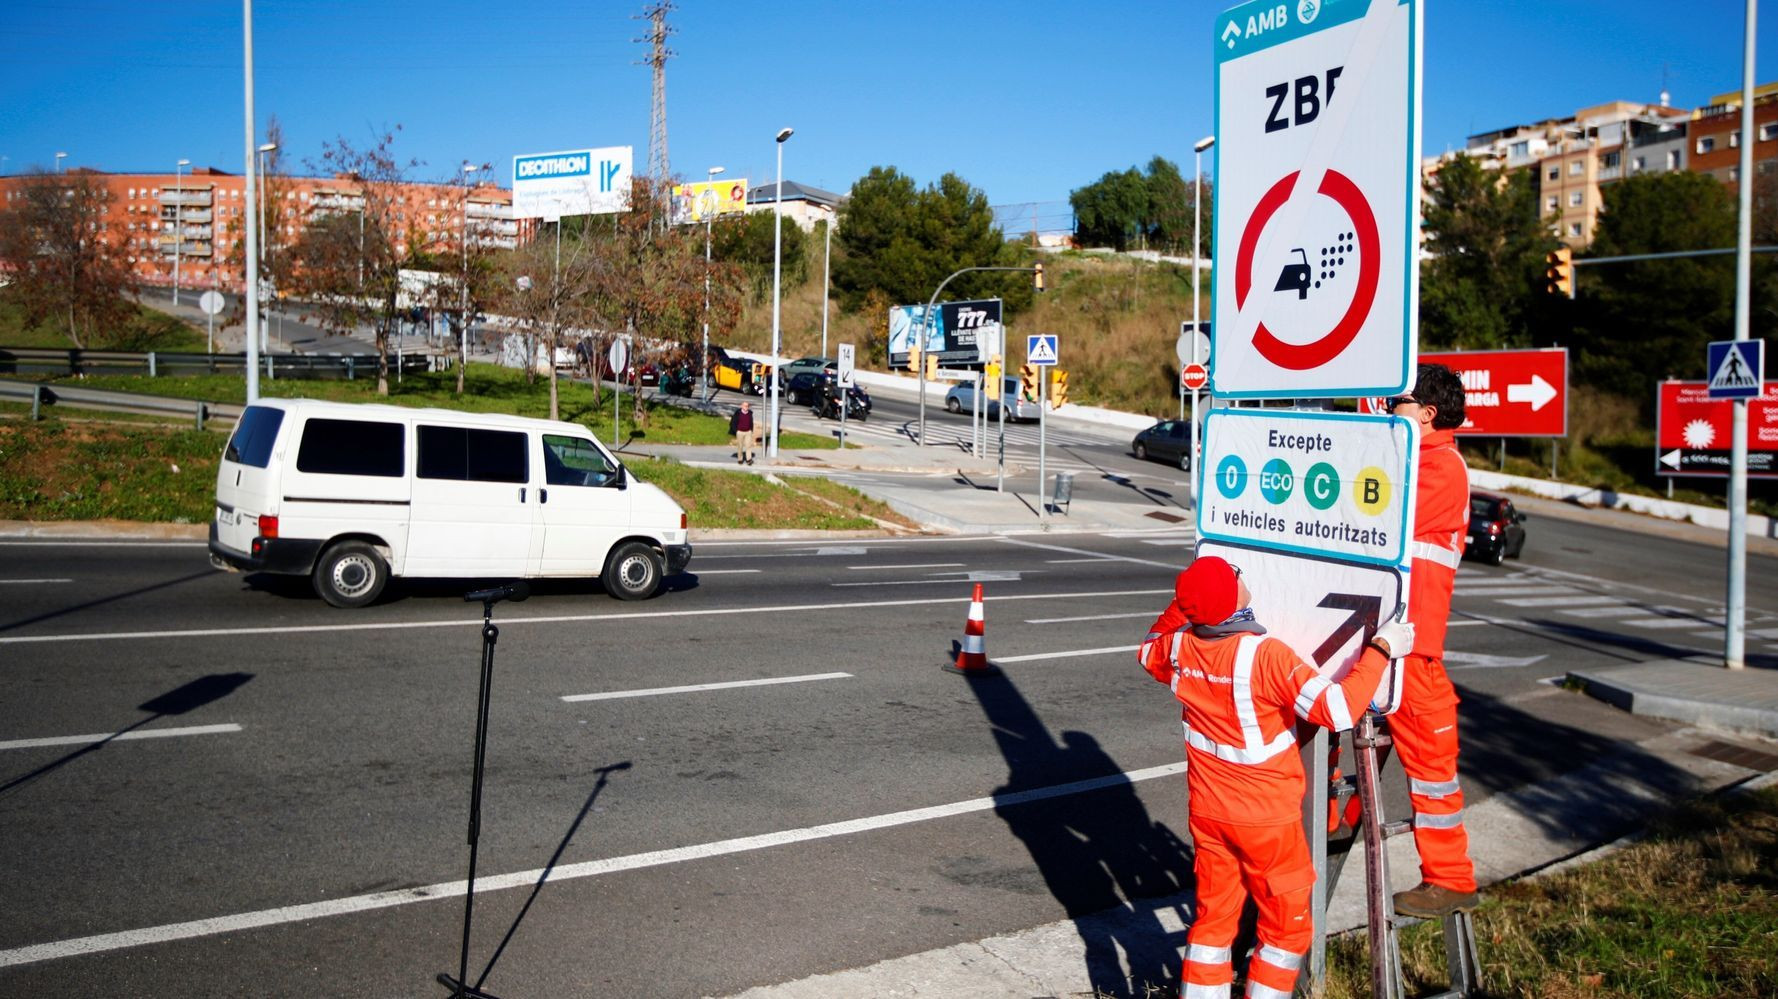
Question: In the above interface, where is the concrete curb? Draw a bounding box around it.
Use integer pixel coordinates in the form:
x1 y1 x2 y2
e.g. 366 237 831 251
1567 658 1778 739
0 519 206 540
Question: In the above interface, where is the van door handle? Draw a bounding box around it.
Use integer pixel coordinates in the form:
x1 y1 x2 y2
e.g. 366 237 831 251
519 487 526 503
541 488 549 504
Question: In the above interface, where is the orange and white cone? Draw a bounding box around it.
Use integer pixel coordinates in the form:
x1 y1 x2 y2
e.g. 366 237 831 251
946 583 996 674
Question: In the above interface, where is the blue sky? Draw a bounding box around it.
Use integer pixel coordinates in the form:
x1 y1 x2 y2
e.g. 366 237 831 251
2 0 1775 222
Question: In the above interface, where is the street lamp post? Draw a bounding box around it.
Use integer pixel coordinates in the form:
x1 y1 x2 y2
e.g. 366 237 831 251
1190 135 1214 509
172 158 189 305
703 165 724 401
54 152 66 174
243 0 259 403
768 127 793 459
821 213 832 357
459 162 479 391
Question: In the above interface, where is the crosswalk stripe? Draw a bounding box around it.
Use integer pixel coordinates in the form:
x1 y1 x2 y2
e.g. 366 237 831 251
1626 616 1722 630
1455 586 1576 598
1560 606 1649 618
1494 595 1616 608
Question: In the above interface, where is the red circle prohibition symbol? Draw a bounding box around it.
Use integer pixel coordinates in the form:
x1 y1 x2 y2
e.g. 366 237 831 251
1234 169 1380 370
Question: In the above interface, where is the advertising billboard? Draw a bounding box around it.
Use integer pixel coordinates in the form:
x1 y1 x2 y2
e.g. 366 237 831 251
1656 379 1778 478
670 178 749 225
1359 348 1567 437
511 146 632 220
888 299 1003 367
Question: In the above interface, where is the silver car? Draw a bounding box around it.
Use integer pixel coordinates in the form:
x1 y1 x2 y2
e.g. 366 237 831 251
944 377 1041 422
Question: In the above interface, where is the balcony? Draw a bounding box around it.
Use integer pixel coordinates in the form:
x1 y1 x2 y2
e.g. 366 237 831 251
158 238 213 258
465 202 512 219
160 208 211 223
469 219 519 237
158 190 213 207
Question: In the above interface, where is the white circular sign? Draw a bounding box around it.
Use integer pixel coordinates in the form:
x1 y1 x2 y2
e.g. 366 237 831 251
198 290 226 316
607 338 629 375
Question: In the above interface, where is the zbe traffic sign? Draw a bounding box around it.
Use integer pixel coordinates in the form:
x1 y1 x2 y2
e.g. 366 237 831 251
1211 0 1421 399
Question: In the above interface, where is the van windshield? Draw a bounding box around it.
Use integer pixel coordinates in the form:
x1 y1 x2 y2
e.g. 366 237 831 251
225 406 285 468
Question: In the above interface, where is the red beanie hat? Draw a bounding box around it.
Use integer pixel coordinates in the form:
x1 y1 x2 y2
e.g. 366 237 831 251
1175 556 1239 625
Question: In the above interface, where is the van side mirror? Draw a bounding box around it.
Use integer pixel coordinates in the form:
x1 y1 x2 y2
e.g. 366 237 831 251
615 465 628 490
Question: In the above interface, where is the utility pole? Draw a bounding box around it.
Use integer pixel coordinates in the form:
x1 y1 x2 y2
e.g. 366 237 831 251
1726 0 1758 669
635 2 676 184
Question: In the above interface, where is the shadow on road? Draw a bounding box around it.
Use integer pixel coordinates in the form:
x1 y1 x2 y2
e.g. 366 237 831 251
0 568 215 633
468 760 633 993
0 672 254 798
957 664 1192 998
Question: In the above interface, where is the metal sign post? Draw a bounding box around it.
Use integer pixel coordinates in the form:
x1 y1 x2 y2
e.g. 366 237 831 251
837 343 855 450
1028 334 1058 522
608 336 629 445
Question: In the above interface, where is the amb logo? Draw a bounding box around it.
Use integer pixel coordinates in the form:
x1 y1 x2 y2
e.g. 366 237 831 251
1221 2 1310 48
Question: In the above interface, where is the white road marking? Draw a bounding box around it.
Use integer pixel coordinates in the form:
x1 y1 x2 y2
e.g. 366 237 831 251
1625 616 1721 630
1141 539 1193 547
0 760 1188 969
1558 606 1647 618
1444 651 1547 670
1494 595 1616 608
1025 612 1157 624
846 563 965 570
995 644 1141 663
0 579 73 584
562 672 850 702
1458 586 1577 599
1045 557 1117 564
0 723 242 751
1752 628 1778 640
1446 619 1490 627
0 541 205 548
0 588 1173 646
996 537 1181 569
691 569 761 575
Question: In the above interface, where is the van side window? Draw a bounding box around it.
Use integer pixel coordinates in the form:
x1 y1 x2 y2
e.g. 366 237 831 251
225 405 285 468
295 418 404 477
542 435 616 486
418 426 529 483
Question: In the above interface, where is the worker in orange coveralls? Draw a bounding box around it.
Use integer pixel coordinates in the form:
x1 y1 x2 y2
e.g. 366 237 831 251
1139 555 1413 999
1383 363 1479 919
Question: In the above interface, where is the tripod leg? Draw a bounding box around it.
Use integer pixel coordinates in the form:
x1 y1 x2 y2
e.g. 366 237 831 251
445 617 500 999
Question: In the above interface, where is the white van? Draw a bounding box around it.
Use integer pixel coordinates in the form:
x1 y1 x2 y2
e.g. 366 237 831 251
209 398 691 607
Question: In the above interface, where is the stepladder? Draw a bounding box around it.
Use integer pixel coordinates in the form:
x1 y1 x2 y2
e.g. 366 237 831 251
1343 712 1481 999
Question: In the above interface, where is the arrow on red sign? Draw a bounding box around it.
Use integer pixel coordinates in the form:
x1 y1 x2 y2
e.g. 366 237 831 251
1507 374 1558 412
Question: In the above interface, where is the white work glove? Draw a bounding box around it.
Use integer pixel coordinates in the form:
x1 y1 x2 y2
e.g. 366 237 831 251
1371 619 1415 660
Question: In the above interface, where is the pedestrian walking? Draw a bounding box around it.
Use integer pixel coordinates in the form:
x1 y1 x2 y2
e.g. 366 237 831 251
728 400 756 466
1138 556 1413 999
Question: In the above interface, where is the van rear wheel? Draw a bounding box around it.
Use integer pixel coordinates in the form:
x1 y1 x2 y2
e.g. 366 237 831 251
603 542 663 601
313 541 387 608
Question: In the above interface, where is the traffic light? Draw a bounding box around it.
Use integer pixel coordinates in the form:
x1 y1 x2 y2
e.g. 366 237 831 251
926 353 939 381
1050 369 1069 409
1545 246 1573 298
906 344 921 373
985 357 1002 400
1033 262 1046 294
1019 364 1039 402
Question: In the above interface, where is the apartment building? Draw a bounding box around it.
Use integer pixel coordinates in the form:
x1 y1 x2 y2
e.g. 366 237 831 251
0 165 520 293
1687 82 1778 191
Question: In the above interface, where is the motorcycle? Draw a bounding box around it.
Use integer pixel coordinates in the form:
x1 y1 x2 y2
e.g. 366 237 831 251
812 383 871 421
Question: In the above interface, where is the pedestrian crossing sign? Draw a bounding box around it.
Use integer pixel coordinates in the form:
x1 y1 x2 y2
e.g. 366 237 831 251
1027 334 1059 366
1707 340 1764 400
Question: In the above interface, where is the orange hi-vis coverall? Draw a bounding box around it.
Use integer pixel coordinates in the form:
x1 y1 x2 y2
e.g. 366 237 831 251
1140 623 1390 999
1398 426 1477 894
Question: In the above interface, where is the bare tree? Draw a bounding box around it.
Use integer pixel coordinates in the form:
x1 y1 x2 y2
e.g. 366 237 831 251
0 171 136 348
491 222 612 421
285 128 421 396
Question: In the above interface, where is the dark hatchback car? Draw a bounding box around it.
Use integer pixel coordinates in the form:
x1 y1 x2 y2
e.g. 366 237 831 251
1132 419 1192 471
1466 490 1527 565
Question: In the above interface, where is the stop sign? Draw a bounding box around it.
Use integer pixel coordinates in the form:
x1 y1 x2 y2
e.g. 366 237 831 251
1181 363 1209 391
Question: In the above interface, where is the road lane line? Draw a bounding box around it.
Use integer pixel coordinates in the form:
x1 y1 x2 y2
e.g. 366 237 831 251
0 588 1172 646
1025 612 1156 624
996 645 1140 663
562 672 850 702
1045 557 1117 564
0 542 205 548
0 723 242 751
1493 595 1615 608
0 760 1187 968
846 563 965 570
996 537 1181 569
0 579 73 584
689 569 761 575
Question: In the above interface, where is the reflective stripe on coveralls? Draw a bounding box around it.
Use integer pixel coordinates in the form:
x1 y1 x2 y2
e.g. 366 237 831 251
1409 537 1462 570
1175 634 1297 766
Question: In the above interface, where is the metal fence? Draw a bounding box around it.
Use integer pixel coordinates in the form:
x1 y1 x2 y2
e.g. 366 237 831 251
0 346 436 381
0 380 244 429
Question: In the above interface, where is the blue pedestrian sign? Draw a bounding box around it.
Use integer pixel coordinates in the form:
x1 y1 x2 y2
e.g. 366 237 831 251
1027 334 1059 367
1707 340 1764 400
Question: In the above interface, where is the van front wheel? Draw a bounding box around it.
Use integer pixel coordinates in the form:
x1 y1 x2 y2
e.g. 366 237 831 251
603 542 663 601
313 541 388 608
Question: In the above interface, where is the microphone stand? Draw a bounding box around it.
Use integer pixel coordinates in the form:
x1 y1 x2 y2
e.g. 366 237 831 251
438 582 529 999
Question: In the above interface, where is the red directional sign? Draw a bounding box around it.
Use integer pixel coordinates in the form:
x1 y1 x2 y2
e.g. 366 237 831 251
1181 363 1209 391
1359 348 1568 437
1656 379 1778 478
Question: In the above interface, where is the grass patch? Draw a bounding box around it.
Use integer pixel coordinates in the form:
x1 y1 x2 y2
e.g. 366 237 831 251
8 365 836 449
1323 786 1778 999
0 289 208 351
0 419 900 530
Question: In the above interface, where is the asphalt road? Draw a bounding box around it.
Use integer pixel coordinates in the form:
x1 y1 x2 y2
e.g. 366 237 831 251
2 522 1776 997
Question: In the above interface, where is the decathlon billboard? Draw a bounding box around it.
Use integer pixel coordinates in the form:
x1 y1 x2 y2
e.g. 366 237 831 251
512 146 632 220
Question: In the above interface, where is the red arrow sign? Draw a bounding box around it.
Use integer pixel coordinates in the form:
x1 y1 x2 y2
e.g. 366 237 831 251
1359 348 1568 437
1181 363 1209 391
1656 379 1778 478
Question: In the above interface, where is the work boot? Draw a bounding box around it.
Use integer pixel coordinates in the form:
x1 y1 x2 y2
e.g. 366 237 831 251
1393 881 1478 918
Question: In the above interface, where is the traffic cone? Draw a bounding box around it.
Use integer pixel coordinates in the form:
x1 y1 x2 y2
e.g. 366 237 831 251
946 583 997 675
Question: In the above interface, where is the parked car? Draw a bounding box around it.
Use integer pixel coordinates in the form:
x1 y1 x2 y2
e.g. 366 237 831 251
1465 490 1527 565
707 347 756 393
209 399 691 606
944 377 1041 422
1132 419 1192 471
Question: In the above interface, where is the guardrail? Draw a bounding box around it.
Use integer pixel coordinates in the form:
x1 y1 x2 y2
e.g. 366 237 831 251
0 346 435 381
0 381 244 430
